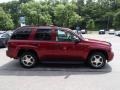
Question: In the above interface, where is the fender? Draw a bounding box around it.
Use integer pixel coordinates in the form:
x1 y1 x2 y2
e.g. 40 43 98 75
87 45 109 60
16 45 40 59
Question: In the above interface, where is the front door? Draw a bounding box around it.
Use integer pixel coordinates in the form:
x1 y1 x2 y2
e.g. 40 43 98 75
55 29 86 60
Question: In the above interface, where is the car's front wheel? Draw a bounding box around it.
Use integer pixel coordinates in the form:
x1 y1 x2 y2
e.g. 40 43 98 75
20 52 37 68
88 52 106 69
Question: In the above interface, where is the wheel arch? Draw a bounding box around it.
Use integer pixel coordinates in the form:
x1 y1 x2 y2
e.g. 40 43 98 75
17 48 39 60
87 49 108 60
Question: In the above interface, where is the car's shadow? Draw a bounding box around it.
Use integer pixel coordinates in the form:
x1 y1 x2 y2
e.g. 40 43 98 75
0 47 6 49
0 60 112 77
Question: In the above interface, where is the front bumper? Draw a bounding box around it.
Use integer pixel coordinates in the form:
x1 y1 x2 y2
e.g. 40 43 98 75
107 51 114 62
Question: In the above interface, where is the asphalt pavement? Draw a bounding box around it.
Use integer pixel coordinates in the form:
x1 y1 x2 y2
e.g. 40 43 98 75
0 34 119 90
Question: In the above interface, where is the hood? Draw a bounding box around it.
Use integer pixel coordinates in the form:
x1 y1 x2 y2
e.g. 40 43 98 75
85 38 111 46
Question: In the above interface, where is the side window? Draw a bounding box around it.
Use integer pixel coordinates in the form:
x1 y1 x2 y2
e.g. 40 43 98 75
35 29 51 40
11 27 32 40
56 29 79 42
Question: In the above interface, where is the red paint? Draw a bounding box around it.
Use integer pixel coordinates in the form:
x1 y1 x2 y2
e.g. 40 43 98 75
6 26 114 62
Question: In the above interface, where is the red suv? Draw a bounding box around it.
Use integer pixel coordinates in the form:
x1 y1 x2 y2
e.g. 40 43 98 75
6 26 114 69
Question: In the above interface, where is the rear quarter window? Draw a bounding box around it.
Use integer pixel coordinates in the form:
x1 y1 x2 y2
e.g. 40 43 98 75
11 27 32 40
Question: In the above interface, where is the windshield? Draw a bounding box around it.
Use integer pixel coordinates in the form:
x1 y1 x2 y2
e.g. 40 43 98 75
70 29 85 40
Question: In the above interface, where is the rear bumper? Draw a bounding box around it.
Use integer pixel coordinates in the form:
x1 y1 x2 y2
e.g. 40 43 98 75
6 50 17 59
6 50 12 58
107 51 114 62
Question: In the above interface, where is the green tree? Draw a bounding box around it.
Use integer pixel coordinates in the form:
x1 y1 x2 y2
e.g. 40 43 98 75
0 0 119 30
102 12 114 29
86 19 95 30
113 11 120 29
19 0 33 3
20 1 52 25
0 7 14 30
54 3 82 28
76 0 84 17
1 1 20 28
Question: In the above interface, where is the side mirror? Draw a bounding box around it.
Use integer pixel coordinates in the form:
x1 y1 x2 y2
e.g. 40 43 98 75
74 39 80 44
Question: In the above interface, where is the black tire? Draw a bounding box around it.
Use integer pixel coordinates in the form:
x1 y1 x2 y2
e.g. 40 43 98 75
20 52 37 68
88 52 106 69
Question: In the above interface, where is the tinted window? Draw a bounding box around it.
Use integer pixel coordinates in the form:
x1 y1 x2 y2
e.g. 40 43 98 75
11 27 32 40
35 29 51 40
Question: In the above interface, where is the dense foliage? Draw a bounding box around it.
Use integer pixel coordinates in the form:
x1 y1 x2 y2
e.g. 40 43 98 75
0 7 14 30
0 0 120 30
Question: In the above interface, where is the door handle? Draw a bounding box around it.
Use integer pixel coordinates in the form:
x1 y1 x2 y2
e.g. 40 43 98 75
56 44 67 50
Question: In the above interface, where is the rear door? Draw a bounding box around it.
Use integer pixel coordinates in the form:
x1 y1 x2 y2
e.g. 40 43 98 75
34 28 58 59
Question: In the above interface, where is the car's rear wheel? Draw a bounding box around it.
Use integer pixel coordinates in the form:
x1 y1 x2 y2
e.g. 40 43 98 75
20 52 37 68
88 52 106 69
